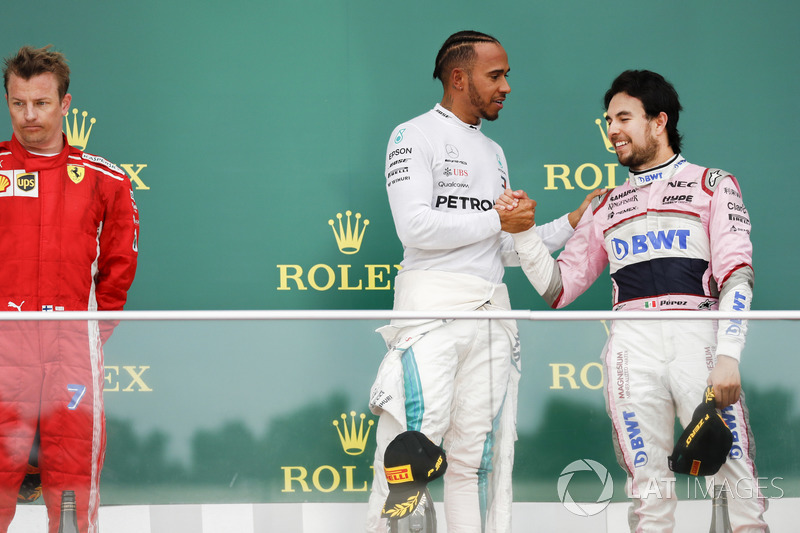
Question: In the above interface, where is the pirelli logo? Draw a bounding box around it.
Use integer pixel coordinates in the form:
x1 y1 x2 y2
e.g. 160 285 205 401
385 465 413 484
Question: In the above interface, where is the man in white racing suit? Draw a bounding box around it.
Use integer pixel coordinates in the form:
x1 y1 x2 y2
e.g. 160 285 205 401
366 31 600 532
504 70 768 531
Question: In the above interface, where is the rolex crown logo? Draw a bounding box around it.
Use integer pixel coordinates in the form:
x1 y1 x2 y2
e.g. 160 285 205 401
328 211 369 255
594 112 614 153
333 411 374 456
64 108 96 151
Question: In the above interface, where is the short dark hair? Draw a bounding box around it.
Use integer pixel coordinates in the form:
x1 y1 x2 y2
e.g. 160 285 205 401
604 70 683 154
4 45 70 99
433 31 500 82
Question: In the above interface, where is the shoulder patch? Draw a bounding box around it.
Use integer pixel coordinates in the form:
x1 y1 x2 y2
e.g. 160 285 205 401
82 152 124 175
702 168 731 194
591 188 613 212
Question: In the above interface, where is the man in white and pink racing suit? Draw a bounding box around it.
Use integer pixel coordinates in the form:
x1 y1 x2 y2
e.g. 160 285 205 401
507 70 768 531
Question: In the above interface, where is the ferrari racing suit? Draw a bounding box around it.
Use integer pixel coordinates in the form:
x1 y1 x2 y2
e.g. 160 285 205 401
0 134 139 533
512 154 768 531
367 104 573 532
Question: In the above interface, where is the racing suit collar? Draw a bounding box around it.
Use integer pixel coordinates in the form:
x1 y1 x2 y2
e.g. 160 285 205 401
628 154 687 188
10 133 71 171
433 104 483 132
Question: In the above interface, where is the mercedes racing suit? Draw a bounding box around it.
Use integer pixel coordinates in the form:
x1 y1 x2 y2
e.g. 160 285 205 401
367 104 573 532
512 154 768 531
0 134 139 533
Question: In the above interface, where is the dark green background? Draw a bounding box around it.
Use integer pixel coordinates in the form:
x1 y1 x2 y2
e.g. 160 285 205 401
1 0 795 311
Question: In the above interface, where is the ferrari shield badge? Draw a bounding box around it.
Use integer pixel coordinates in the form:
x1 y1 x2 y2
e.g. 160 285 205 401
67 165 85 184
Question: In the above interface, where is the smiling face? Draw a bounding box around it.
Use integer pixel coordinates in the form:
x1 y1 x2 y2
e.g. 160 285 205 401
606 92 671 171
6 72 71 154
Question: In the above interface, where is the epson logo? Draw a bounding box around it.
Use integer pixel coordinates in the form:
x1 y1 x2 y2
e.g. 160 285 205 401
388 147 412 160
611 229 690 260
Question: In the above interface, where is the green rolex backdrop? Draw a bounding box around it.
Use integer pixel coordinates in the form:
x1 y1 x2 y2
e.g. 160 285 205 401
1 0 795 312
0 0 798 513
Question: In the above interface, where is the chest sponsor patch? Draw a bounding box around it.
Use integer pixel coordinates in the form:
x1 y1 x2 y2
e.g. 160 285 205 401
0 170 39 198
0 172 10 194
67 165 85 184
610 229 690 260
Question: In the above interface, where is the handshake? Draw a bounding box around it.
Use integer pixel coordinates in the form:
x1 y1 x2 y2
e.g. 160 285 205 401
494 188 605 233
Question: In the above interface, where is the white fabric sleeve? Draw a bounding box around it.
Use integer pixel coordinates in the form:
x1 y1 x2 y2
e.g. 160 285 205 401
501 213 573 266
386 123 500 250
535 213 574 253
715 276 753 362
510 226 561 302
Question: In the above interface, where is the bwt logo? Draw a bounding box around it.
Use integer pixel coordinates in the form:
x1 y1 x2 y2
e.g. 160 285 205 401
612 229 690 260
720 406 743 460
622 410 648 467
726 291 747 336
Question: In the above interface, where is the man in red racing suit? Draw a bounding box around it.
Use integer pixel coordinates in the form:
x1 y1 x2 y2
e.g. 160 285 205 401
505 70 768 531
0 45 139 533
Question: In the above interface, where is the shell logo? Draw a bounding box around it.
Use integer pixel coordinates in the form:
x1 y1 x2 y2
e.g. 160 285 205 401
0 175 9 193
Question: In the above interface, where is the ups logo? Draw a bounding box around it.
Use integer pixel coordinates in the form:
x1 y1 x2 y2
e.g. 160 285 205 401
17 173 36 192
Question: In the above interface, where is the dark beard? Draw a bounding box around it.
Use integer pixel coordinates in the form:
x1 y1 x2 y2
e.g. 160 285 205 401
468 78 499 122
618 132 659 169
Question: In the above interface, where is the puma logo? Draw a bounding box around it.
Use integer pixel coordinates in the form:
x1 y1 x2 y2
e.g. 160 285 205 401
7 301 24 312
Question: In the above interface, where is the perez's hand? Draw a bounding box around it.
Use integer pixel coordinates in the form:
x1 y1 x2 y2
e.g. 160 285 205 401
568 188 607 228
707 355 741 408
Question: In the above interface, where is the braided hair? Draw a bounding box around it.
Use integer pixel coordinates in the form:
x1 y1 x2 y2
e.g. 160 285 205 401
433 31 500 82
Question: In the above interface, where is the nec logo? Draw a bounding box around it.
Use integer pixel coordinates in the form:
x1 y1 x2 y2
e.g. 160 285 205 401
611 229 690 260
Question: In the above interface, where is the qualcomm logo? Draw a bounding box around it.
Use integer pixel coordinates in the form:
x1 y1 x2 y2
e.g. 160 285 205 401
558 459 614 516
611 229 690 260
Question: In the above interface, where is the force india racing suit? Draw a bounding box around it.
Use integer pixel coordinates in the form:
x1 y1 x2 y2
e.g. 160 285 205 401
367 104 573 532
0 134 139 533
512 154 768 531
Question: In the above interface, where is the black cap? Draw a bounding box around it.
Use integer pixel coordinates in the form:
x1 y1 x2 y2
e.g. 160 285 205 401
381 431 447 518
668 386 733 476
